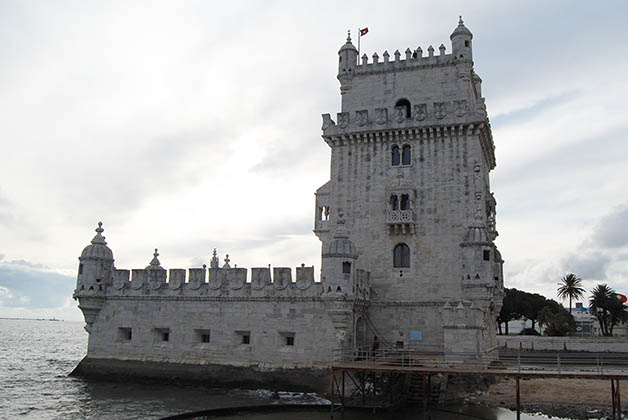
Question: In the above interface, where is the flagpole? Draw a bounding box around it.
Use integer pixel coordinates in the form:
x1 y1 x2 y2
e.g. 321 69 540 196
357 28 361 65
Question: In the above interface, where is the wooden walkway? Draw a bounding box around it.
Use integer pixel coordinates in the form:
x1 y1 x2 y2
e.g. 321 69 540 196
330 356 628 419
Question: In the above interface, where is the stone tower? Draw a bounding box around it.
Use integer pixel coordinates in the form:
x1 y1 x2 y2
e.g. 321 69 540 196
316 18 503 355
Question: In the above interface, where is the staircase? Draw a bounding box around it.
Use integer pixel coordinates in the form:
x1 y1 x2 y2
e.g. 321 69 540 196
406 374 446 406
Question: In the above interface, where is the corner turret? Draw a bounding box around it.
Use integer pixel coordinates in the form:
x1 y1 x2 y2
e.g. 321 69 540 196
321 219 358 297
337 31 358 97
450 16 473 61
74 222 114 332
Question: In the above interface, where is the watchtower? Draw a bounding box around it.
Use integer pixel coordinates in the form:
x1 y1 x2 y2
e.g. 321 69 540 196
316 18 503 356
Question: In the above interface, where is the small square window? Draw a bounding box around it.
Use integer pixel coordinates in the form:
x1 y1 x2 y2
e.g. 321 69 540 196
117 327 132 341
286 336 295 346
395 341 404 349
154 328 170 343
196 329 211 343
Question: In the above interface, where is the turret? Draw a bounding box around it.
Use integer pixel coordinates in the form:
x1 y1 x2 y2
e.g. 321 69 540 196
321 219 358 297
450 16 473 61
337 31 358 97
74 222 114 332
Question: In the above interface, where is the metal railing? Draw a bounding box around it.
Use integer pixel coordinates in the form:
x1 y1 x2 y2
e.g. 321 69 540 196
331 348 628 375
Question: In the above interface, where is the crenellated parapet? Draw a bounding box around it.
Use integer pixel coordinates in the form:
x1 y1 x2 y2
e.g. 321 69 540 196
356 45 466 75
322 101 487 136
107 265 324 299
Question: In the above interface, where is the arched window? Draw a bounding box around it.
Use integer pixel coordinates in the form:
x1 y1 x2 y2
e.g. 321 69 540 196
400 194 409 210
391 145 400 166
393 243 410 268
390 194 399 210
395 98 411 118
342 261 351 274
402 145 411 165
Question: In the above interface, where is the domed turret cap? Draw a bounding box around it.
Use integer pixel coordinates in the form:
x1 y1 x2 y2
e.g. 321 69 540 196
338 30 358 53
80 222 114 260
461 226 491 245
450 16 473 39
323 220 358 258
146 248 166 271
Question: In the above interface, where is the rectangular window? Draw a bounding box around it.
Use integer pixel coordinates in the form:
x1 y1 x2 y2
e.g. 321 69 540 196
483 250 490 261
154 328 170 343
286 336 295 346
242 334 250 345
196 329 211 343
279 331 296 347
117 327 132 341
395 341 404 349
236 330 251 345
78 264 83 275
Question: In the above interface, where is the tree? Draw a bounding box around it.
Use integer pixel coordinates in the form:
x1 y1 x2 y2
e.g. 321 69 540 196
557 273 585 314
497 288 518 334
589 284 628 336
538 304 576 336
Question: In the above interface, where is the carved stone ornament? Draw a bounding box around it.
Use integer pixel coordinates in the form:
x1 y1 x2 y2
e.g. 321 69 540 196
337 112 349 128
434 102 447 119
356 110 368 126
168 276 182 290
394 106 405 123
148 279 161 290
414 104 427 121
112 277 126 290
375 108 388 125
321 113 334 130
454 100 467 117
130 277 144 290
188 279 202 290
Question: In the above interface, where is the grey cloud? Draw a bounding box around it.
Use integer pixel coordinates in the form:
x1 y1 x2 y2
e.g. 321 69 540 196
0 265 74 309
561 251 611 281
590 204 628 248
492 90 579 128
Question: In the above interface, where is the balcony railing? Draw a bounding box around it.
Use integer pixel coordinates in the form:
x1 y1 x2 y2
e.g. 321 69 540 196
386 209 414 224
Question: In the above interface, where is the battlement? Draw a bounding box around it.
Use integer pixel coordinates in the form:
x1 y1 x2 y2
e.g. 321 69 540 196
102 264 371 300
321 105 488 138
356 44 460 75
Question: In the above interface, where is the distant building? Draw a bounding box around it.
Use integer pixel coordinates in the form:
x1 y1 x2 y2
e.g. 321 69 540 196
72 18 504 390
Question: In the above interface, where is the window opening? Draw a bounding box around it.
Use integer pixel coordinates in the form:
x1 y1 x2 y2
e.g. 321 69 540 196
78 264 83 275
395 341 404 348
118 328 132 341
242 334 250 345
391 146 400 166
402 145 411 165
342 261 351 274
483 250 490 261
395 98 411 118
286 336 295 346
465 40 470 47
393 243 410 268
400 194 409 210
162 332 169 341
320 206 330 221
390 194 399 210
196 329 211 343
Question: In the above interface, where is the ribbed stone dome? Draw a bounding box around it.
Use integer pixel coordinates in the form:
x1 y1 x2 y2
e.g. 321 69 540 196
323 225 358 258
450 16 473 39
145 248 166 271
80 222 113 261
338 32 358 53
462 226 491 245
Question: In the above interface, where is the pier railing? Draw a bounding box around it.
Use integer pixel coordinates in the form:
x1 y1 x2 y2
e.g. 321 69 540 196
331 348 628 375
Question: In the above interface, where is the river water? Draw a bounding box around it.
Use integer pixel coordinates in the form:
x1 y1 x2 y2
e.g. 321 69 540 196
0 319 579 419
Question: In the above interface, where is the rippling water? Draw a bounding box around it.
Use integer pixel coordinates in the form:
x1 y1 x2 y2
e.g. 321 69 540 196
0 319 576 420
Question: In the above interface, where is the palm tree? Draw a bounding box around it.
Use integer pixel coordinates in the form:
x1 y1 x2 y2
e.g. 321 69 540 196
589 284 628 336
557 273 585 313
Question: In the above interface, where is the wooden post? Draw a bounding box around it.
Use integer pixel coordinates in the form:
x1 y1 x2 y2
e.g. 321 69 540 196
330 367 335 415
617 379 621 419
515 376 521 420
341 370 345 414
612 378 616 419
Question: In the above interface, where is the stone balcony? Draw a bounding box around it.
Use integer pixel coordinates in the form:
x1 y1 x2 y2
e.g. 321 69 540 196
386 210 415 235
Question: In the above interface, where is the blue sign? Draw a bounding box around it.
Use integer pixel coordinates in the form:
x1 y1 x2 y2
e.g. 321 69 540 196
410 330 422 341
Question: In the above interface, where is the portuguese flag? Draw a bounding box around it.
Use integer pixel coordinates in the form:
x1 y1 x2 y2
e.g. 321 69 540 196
360 27 369 36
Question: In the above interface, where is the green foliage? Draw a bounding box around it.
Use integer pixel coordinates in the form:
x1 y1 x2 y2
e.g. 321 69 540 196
589 284 628 336
557 273 585 314
497 288 557 334
538 304 576 336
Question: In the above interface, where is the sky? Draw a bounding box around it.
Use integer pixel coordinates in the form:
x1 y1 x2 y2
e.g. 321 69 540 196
1 1 627 322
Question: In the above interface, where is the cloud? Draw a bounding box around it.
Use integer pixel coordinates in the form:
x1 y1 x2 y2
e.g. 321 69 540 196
589 204 628 249
0 263 75 310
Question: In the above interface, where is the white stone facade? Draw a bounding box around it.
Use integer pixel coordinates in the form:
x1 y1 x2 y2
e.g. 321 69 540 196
73 19 503 390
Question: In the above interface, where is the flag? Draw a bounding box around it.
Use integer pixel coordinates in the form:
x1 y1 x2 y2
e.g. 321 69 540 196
616 293 627 303
360 27 369 36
